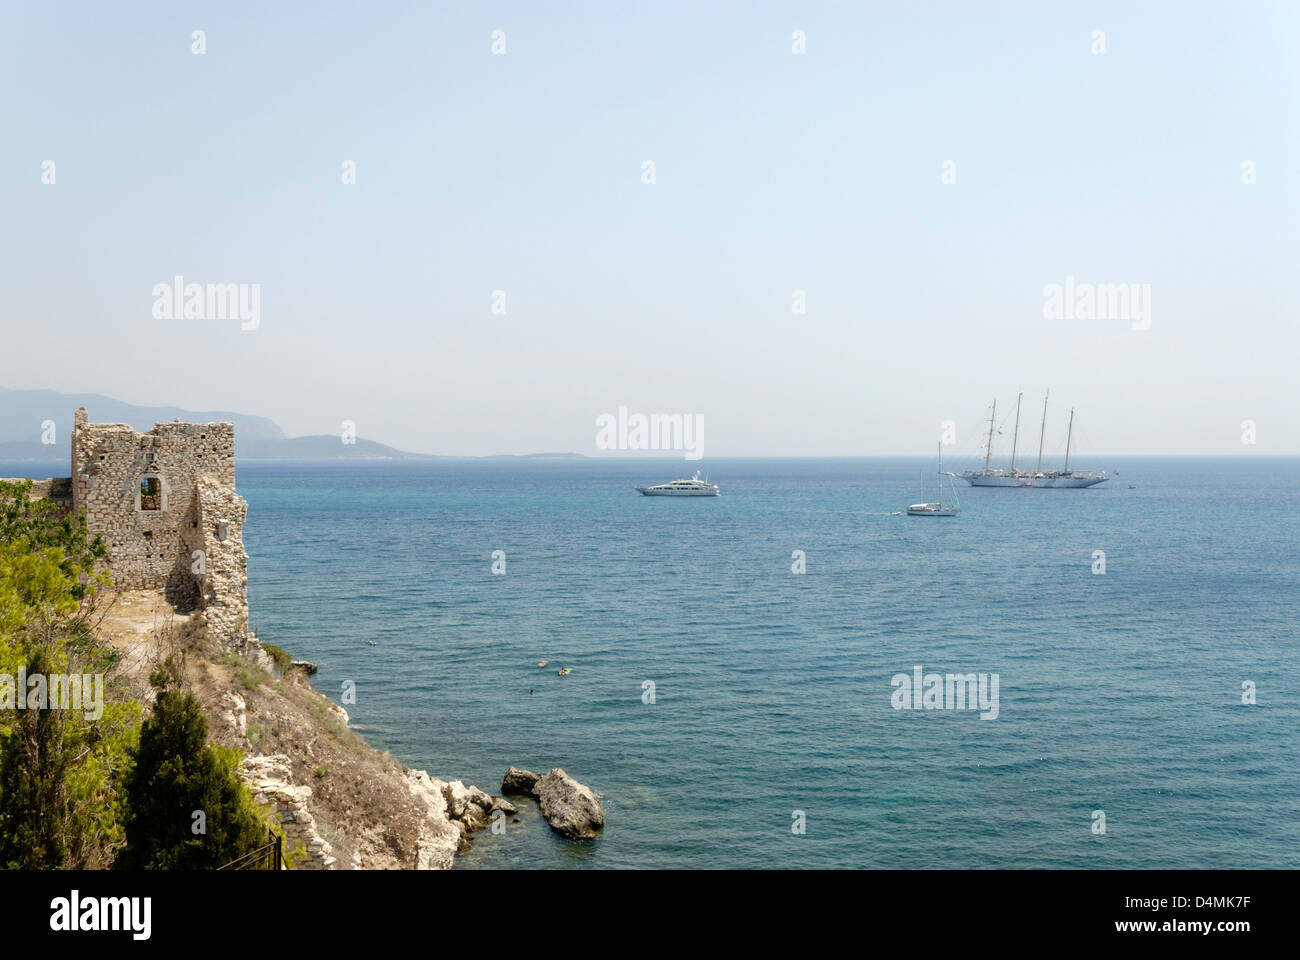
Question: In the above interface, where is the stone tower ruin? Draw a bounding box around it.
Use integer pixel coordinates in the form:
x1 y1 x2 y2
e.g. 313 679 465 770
69 406 251 648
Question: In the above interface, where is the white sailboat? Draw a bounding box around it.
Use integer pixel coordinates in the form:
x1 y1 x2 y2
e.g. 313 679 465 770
908 444 960 516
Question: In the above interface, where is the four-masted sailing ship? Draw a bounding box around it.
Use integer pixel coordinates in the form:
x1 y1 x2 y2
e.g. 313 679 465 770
952 392 1108 488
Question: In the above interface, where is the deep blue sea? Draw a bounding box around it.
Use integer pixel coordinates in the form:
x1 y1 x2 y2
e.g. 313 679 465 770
8 456 1298 869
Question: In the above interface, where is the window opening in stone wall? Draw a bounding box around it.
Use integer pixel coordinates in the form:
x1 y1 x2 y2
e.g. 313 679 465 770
140 477 162 511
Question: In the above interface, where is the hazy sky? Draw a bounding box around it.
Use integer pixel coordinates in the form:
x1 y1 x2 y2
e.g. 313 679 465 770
2 1 1296 458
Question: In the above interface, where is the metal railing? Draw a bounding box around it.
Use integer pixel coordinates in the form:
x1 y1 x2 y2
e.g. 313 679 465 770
217 830 283 870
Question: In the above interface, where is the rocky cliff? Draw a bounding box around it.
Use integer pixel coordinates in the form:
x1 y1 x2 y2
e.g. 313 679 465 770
100 590 505 869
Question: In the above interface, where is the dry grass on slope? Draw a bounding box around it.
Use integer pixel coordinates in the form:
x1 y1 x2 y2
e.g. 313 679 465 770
100 590 438 869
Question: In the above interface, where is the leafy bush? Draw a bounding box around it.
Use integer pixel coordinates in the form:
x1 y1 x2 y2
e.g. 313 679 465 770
0 482 136 868
118 689 266 869
260 642 291 673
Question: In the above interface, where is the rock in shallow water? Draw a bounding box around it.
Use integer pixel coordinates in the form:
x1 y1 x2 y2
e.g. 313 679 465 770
534 768 605 839
501 766 542 795
442 779 475 819
460 802 490 831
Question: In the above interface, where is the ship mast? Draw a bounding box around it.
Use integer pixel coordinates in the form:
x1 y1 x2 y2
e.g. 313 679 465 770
1064 408 1074 472
983 399 997 473
1009 391 1022 471
1035 390 1049 473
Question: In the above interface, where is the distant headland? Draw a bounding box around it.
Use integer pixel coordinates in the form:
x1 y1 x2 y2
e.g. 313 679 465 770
0 388 585 462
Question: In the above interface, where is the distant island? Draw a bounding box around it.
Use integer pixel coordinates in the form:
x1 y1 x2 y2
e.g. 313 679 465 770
0 387 585 462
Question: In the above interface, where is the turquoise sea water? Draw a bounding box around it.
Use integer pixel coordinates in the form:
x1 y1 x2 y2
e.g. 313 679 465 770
8 456 1297 869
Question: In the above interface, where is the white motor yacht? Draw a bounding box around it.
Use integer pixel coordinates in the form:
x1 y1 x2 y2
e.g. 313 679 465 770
635 470 719 496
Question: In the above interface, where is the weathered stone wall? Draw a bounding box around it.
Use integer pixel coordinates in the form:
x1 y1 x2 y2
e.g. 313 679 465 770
193 476 250 646
0 477 74 505
241 753 339 870
69 406 250 647
0 477 73 523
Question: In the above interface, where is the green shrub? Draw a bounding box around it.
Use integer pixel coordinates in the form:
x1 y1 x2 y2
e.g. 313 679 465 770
118 689 266 869
0 483 136 869
260 643 292 673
